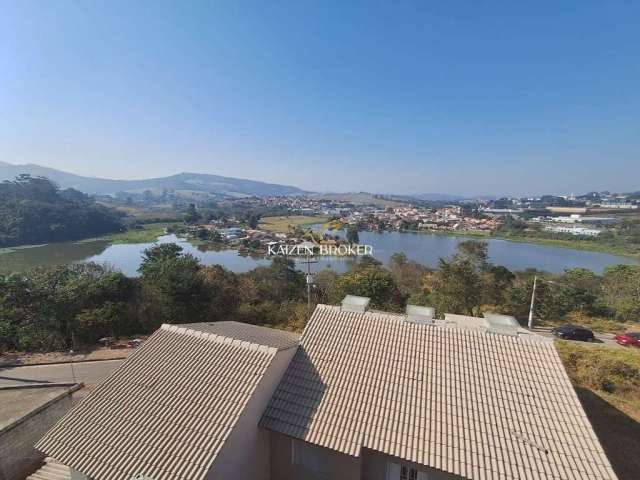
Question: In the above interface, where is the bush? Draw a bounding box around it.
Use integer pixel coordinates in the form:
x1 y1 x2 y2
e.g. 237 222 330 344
556 341 640 398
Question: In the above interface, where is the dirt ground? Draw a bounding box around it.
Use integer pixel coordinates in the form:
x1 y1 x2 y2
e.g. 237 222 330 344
0 338 146 367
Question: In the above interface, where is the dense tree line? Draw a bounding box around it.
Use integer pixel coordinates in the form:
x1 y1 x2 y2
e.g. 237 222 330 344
0 175 124 247
1 240 638 352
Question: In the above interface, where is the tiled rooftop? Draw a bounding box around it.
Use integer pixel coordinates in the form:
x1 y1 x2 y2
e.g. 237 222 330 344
179 321 300 351
36 322 296 480
261 304 617 480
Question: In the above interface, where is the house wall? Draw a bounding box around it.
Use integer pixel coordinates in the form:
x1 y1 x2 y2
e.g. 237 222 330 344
269 432 361 480
0 388 77 480
206 346 297 480
361 449 462 480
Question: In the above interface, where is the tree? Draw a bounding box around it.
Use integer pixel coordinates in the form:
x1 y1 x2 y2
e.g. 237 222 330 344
389 252 430 296
0 175 124 247
247 213 261 229
0 263 136 350
200 265 241 322
482 265 515 307
346 225 359 244
454 240 489 272
425 258 482 316
601 265 640 321
184 203 201 224
555 268 602 316
313 268 338 304
332 262 405 312
138 244 210 327
245 257 306 304
139 243 183 274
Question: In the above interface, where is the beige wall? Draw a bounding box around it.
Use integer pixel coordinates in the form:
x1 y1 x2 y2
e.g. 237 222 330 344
269 435 462 480
0 390 75 480
361 449 462 480
269 432 361 480
206 346 297 480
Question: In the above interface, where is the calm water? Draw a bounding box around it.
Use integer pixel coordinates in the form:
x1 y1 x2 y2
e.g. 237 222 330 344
1 232 638 276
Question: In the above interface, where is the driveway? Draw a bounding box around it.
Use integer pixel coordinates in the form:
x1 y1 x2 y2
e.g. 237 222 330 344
532 327 623 348
0 359 124 388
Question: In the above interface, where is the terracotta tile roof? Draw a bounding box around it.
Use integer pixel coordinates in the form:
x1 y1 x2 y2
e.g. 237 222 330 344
260 305 617 480
36 322 298 480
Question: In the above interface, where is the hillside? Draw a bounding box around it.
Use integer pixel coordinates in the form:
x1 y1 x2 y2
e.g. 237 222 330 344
311 192 408 207
0 161 308 197
0 176 124 247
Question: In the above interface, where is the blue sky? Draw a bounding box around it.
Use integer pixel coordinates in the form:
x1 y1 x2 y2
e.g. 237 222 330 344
1 1 638 196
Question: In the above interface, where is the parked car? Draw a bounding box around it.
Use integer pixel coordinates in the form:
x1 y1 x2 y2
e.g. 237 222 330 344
551 324 595 342
614 332 640 347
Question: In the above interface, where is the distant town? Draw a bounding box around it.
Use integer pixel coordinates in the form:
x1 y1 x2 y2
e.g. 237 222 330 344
136 189 640 256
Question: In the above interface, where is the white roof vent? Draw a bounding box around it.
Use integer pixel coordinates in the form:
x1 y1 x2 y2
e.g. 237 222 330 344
341 295 370 313
483 313 520 336
405 305 435 324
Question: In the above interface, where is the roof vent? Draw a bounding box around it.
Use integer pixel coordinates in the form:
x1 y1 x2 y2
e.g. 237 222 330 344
405 305 435 324
341 295 370 313
483 313 520 336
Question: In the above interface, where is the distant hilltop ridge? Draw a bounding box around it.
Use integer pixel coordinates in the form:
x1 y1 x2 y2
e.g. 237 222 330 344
0 161 308 198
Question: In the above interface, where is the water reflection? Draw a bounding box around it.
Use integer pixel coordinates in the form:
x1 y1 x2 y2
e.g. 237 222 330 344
0 232 637 276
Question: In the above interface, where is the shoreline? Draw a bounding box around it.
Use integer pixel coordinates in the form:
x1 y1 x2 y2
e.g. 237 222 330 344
399 229 640 259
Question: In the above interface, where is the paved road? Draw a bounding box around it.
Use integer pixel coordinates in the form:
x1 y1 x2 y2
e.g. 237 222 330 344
532 327 623 348
0 359 123 387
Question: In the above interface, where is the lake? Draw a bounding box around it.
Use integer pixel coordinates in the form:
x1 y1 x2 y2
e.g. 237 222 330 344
1 231 638 276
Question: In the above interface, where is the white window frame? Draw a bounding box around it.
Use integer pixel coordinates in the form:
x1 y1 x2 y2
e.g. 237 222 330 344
386 461 429 480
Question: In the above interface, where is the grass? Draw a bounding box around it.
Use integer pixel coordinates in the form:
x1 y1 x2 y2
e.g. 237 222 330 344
258 215 330 233
556 341 640 478
493 233 640 258
556 340 640 420
101 223 172 244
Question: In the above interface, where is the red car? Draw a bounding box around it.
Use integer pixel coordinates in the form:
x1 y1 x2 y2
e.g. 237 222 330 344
614 332 640 347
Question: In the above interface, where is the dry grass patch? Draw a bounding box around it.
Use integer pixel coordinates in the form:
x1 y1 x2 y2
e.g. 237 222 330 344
556 340 640 479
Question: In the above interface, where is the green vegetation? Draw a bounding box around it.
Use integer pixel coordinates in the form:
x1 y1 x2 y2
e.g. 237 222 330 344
101 223 171 244
0 175 124 247
346 225 359 244
258 215 329 233
0 246 308 351
331 257 405 311
406 217 640 258
3 239 639 353
495 217 640 258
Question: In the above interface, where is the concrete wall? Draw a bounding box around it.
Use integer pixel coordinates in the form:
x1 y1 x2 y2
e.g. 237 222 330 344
206 346 297 480
361 449 462 480
0 387 78 480
269 432 361 480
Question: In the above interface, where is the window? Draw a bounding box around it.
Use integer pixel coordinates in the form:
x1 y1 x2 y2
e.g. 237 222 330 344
387 462 428 480
292 440 328 479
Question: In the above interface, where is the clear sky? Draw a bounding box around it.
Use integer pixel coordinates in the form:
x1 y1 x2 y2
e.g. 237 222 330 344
1 1 638 196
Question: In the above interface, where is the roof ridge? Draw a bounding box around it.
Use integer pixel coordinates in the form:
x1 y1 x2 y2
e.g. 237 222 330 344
161 324 278 354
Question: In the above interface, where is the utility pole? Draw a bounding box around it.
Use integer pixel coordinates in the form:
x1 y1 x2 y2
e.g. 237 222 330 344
299 253 318 317
69 349 77 384
528 275 537 330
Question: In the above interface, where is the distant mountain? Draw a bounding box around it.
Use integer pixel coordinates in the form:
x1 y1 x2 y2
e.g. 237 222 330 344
0 161 308 197
404 193 467 201
407 193 500 201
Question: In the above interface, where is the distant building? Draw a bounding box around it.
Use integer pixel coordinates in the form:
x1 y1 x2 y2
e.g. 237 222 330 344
34 301 617 480
481 208 524 216
545 225 601 236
